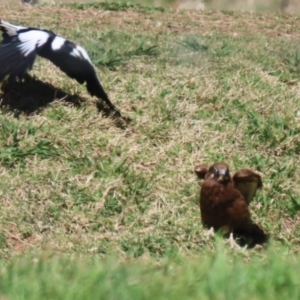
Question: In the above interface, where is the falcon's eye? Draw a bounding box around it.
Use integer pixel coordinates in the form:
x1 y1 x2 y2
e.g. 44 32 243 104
210 166 219 174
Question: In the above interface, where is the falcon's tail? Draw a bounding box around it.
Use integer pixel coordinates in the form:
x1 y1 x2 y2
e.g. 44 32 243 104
234 223 269 248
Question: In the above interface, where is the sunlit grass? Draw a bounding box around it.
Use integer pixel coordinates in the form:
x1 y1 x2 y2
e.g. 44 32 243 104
1 245 300 299
0 2 300 298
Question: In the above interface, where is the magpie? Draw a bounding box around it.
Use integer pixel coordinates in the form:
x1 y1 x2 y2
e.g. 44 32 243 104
0 20 122 117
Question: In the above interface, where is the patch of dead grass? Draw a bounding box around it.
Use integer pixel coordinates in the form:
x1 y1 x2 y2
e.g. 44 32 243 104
0 3 300 260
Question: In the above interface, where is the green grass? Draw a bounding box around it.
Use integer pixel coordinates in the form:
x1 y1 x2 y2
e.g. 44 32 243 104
1 2 300 298
0 245 300 299
65 1 166 12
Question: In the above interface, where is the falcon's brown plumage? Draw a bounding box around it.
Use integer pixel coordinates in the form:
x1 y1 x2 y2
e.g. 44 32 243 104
232 169 263 205
194 164 263 205
194 162 268 248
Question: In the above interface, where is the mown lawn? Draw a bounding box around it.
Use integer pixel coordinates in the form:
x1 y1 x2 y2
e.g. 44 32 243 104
0 2 300 298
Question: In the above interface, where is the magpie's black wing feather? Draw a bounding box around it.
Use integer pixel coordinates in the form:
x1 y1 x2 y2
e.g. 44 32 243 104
40 40 100 84
40 41 121 115
0 37 36 81
0 19 26 38
86 72 109 101
85 73 121 116
0 20 122 117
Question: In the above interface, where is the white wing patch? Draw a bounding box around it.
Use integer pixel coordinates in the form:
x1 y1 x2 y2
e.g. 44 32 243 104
51 36 66 50
17 30 50 57
0 20 26 37
70 47 81 58
76 45 92 64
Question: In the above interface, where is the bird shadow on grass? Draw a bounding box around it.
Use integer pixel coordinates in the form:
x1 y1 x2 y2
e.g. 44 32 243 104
0 74 131 128
0 75 129 127
0 75 84 116
233 226 269 249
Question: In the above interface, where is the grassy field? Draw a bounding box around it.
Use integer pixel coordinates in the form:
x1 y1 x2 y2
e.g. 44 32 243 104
1 2 300 298
1 246 300 299
10 0 300 14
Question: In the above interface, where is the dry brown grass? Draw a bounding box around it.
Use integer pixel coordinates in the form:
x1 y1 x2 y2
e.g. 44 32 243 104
0 3 300 260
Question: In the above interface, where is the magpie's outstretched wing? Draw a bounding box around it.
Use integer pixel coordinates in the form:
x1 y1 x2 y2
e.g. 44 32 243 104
0 37 36 81
0 20 122 117
39 39 119 114
0 21 49 81
0 19 27 38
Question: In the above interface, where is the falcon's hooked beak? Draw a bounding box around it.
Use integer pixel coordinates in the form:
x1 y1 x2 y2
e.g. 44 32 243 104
217 168 231 183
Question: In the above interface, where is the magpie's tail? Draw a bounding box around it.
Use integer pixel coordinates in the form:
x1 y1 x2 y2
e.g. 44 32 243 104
86 73 121 117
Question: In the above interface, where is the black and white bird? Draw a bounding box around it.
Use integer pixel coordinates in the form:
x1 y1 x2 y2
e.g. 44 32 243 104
0 20 121 117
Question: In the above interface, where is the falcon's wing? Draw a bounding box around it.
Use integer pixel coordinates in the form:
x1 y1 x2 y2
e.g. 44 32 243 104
194 164 209 179
232 169 263 205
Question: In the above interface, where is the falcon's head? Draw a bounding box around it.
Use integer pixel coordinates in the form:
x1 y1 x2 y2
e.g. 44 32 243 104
207 162 231 184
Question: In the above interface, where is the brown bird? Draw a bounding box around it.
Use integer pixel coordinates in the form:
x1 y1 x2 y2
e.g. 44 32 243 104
194 162 268 248
194 164 263 205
